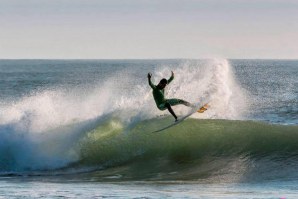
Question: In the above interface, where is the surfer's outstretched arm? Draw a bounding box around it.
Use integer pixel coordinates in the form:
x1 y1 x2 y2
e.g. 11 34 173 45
167 71 174 85
147 73 156 89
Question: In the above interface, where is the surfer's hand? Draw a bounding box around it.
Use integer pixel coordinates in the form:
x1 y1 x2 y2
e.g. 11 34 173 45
147 73 152 79
171 71 174 77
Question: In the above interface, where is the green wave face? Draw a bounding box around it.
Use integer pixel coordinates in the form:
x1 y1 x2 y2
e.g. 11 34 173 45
75 118 298 181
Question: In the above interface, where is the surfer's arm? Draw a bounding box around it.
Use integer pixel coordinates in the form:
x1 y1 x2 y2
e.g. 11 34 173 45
167 71 174 84
148 73 156 89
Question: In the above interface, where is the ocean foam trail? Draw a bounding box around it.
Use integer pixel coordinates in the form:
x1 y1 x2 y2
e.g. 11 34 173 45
0 112 119 172
0 84 121 171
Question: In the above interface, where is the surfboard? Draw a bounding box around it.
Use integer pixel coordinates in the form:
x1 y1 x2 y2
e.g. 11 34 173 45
152 102 210 133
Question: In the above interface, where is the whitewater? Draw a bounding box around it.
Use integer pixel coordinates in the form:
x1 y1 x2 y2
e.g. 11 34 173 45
0 59 297 198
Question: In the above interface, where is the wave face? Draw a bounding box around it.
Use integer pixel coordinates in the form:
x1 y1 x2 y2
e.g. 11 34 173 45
74 118 298 182
0 59 297 182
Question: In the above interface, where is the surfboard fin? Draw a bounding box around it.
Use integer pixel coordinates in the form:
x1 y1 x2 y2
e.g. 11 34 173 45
197 103 209 113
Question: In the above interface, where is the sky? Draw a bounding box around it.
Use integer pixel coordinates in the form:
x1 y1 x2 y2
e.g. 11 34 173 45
0 0 297 59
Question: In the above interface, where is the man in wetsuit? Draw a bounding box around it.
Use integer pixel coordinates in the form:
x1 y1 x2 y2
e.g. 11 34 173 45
148 71 193 121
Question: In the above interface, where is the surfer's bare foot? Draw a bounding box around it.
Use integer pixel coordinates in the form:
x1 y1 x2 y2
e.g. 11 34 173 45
175 117 178 122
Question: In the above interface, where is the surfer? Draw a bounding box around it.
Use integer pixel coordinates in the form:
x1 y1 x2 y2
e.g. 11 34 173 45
148 71 194 121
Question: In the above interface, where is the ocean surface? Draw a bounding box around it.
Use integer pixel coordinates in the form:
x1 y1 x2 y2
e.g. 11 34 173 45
0 59 297 198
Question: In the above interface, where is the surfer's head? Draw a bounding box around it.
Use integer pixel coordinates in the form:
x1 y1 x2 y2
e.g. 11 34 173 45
157 78 168 89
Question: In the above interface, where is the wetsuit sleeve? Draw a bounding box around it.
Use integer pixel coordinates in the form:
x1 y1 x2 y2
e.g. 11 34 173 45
148 78 156 89
167 73 174 84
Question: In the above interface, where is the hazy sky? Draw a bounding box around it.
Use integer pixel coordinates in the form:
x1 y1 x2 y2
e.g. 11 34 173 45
0 0 297 59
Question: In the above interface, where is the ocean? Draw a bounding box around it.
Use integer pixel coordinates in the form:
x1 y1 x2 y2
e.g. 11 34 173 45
0 59 297 198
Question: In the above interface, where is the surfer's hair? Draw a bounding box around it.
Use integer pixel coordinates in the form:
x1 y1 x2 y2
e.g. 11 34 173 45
159 78 168 84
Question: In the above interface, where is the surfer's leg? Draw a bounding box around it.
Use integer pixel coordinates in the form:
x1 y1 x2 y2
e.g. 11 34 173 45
167 99 195 108
165 102 178 121
179 100 194 107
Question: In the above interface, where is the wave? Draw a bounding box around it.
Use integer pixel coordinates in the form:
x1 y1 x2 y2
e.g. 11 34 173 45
2 117 297 182
80 118 298 163
66 118 297 181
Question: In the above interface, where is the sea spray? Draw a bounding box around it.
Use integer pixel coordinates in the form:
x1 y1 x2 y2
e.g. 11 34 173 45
151 59 247 119
201 59 248 119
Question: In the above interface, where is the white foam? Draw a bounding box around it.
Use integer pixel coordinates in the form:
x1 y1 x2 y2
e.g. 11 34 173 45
192 59 248 119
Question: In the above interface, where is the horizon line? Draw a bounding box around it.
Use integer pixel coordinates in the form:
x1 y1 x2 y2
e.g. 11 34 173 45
0 58 298 60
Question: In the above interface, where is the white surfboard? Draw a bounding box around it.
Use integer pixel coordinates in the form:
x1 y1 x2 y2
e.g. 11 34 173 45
152 102 210 133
